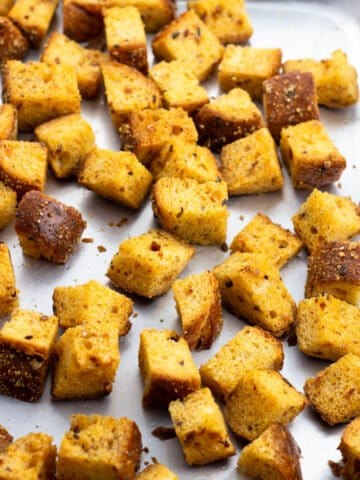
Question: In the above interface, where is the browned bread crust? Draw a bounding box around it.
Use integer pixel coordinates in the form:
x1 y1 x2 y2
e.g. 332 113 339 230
63 0 104 42
0 16 29 63
0 426 12 453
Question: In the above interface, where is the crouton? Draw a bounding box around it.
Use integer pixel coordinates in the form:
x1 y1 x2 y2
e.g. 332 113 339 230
52 325 120 400
121 108 198 165
35 114 95 179
284 49 359 109
200 325 284 400
225 369 306 440
0 16 28 63
149 60 209 113
139 328 201 407
195 88 263 152
15 191 86 264
8 0 58 48
296 295 360 361
0 309 58 402
152 10 224 82
238 423 303 480
169 387 235 465
292 189 360 253
263 71 320 141
63 0 104 42
0 433 56 480
304 353 360 425
152 177 228 246
0 426 12 453
57 414 142 480
188 0 253 45
3 60 81 132
172 271 222 350
220 128 284 195
219 45 282 99
104 6 148 73
78 147 153 209
136 464 178 480
0 104 17 140
53 280 133 336
305 241 360 306
0 182 16 230
107 229 194 298
0 0 14 15
337 417 360 479
213 252 296 337
231 213 303 269
0 243 18 317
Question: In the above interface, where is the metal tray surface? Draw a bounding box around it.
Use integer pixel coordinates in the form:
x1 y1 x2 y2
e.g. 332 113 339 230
0 1 360 478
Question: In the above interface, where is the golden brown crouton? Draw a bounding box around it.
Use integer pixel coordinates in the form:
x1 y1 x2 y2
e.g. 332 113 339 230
0 182 16 230
0 242 18 317
136 464 178 480
337 417 360 479
0 104 17 140
169 387 235 465
63 0 104 42
0 0 14 15
0 16 28 63
0 426 12 453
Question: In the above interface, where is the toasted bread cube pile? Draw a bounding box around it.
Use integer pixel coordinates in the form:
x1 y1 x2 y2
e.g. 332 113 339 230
0 182 16 230
231 213 303 269
220 128 284 195
0 309 58 402
0 433 56 480
107 229 194 298
296 295 360 361
0 0 14 15
0 243 18 317
152 177 228 246
169 387 235 465
139 329 200 407
62 0 104 42
78 147 153 209
15 191 86 264
0 16 28 63
306 241 360 306
337 417 360 479
172 271 223 350
152 10 224 82
292 189 360 253
0 104 17 140
284 49 359 108
238 423 303 480
3 60 80 132
200 326 284 400
213 252 296 337
136 464 178 480
35 114 95 179
104 6 148 74
0 140 47 199
219 45 282 99
263 71 320 141
225 369 306 440
121 108 198 165
57 414 142 480
305 353 360 425
195 88 263 152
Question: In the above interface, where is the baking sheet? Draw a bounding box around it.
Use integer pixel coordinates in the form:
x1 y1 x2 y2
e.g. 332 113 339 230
0 0 360 478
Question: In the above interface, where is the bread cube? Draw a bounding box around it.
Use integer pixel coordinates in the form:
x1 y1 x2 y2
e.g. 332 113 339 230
172 271 222 350
195 88 263 152
292 189 360 253
63 0 104 42
0 243 18 317
152 10 224 82
305 353 360 425
220 128 284 195
0 426 12 452
0 0 14 15
107 229 194 298
213 252 296 337
149 60 209 113
231 213 303 269
238 423 303 480
0 182 16 230
104 6 148 73
57 414 142 480
0 104 17 140
121 108 198 165
225 369 306 440
139 328 201 407
305 241 360 306
219 45 282 99
152 177 228 246
296 295 360 361
0 433 56 480
338 417 360 479
53 280 133 336
136 464 178 480
263 71 320 141
15 191 86 264
52 325 120 400
169 387 235 465
35 114 95 179
188 0 253 45
284 49 359 109
0 16 28 63
78 147 153 209
3 60 81 132
200 325 284 400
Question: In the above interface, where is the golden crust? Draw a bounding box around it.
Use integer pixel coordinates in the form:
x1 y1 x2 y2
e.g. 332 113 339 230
0 16 29 63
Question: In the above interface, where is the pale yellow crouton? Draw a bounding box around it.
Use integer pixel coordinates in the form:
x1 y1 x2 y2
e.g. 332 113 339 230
0 243 18 318
0 16 29 63
0 104 17 140
0 182 16 230
136 464 178 480
337 417 360 479
63 0 104 42
0 0 14 15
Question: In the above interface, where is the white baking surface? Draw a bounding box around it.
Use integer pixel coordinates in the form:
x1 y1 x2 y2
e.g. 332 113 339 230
0 0 359 478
